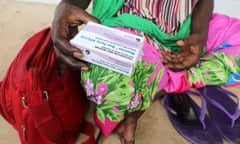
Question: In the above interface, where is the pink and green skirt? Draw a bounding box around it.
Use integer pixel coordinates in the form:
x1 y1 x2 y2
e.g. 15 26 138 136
81 14 240 136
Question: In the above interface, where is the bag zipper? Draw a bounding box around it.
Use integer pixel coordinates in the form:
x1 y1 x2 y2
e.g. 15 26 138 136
21 109 30 144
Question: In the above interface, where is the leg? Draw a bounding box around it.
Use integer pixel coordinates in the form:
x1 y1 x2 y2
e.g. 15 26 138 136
97 109 142 144
116 110 143 144
115 89 166 144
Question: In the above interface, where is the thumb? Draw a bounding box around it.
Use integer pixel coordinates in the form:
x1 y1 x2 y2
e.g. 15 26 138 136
79 12 99 24
65 3 99 25
177 34 201 47
176 39 185 47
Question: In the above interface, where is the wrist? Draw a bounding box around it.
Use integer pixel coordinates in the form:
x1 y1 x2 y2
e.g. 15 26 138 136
191 31 208 44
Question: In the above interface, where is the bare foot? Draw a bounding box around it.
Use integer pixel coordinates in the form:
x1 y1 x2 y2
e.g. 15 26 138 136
114 90 165 144
116 111 144 144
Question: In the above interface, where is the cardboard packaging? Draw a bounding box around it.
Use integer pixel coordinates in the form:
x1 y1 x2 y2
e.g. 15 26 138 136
70 22 144 76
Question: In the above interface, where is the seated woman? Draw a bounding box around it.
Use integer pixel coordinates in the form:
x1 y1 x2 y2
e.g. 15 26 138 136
51 0 240 143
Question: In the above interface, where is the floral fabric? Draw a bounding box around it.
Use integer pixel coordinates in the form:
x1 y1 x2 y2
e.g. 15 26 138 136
82 0 240 136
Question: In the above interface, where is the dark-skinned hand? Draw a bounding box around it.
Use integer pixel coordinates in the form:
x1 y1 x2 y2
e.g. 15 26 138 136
51 1 99 71
160 34 205 71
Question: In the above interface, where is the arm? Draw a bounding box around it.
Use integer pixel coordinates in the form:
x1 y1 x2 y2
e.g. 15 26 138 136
161 0 214 71
51 0 99 70
191 0 214 42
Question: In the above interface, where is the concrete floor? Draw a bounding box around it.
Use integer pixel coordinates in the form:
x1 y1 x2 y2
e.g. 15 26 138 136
0 1 56 144
0 1 239 144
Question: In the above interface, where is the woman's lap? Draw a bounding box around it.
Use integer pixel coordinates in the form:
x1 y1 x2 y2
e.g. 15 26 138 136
80 13 240 135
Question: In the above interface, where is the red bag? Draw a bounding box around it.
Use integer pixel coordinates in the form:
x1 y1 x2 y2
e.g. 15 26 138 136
0 28 95 144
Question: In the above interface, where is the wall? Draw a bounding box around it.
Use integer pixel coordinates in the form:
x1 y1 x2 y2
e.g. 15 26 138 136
214 0 240 18
16 0 60 5
16 0 240 18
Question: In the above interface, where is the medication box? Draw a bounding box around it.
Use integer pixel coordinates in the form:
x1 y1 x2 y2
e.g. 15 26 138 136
70 22 144 76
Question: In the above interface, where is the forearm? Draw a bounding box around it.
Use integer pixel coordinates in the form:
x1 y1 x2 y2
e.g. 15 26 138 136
61 0 91 9
191 0 214 41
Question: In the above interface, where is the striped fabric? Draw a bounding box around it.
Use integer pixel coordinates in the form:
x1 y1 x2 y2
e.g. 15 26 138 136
119 0 198 34
117 0 198 49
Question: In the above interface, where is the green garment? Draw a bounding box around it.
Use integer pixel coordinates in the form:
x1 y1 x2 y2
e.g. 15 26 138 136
81 0 193 123
81 0 195 123
79 0 240 125
91 0 192 52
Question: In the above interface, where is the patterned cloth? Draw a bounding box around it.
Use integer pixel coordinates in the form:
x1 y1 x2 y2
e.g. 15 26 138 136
81 0 199 136
80 0 240 137
118 0 198 48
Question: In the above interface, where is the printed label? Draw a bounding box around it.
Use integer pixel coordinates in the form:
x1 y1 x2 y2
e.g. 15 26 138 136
70 22 144 76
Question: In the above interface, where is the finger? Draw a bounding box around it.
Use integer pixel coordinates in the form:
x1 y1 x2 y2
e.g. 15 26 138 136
166 47 202 71
173 52 186 63
190 45 203 56
117 134 124 144
165 54 183 64
52 18 84 59
164 62 186 71
122 124 136 144
73 8 99 24
51 21 77 51
162 49 192 67
164 56 194 71
116 121 125 135
161 50 179 63
125 138 135 144
117 133 125 144
176 54 184 62
180 54 199 69
176 39 185 47
159 49 167 56
182 58 199 69
52 27 90 70
159 50 169 64
54 46 89 71
58 2 99 25
68 26 78 40
54 36 81 56
177 34 203 47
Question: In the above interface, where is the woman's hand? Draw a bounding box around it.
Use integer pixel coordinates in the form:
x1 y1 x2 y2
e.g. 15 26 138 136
161 34 204 71
51 1 99 71
161 0 213 71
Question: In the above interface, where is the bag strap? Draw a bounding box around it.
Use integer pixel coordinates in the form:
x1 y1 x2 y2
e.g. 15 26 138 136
18 28 66 143
20 64 66 144
28 92 66 144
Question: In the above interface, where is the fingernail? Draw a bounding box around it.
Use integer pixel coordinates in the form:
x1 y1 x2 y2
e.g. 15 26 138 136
81 67 89 71
73 52 82 59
